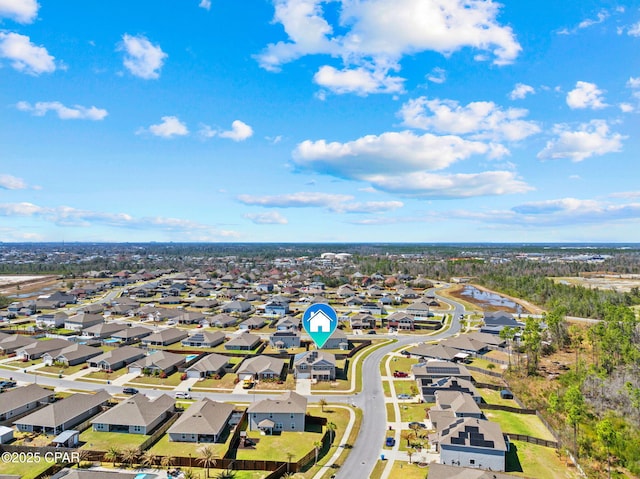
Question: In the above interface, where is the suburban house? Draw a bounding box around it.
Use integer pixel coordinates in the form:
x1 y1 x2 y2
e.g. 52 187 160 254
210 313 238 328
434 417 509 472
430 391 484 426
406 300 433 317
15 338 71 361
275 316 301 331
42 343 102 366
409 343 463 362
14 390 111 435
110 326 153 344
321 330 350 350
0 384 55 422
412 360 473 383
440 336 489 357
175 312 205 325
481 312 524 335
420 377 481 403
264 300 290 317
35 312 68 329
127 351 185 375
221 301 252 314
247 391 307 433
386 312 415 331
349 313 377 330
184 353 229 379
167 398 234 443
224 332 261 351
45 291 77 307
64 312 104 332
293 350 336 381
466 332 507 348
82 322 127 339
427 463 517 479
91 393 174 434
142 328 189 347
236 355 285 381
181 330 226 348
87 346 146 371
269 330 301 349
238 316 266 330
0 334 37 354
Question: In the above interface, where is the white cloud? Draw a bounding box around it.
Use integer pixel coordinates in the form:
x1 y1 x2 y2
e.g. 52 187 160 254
142 116 189 138
0 0 39 23
244 212 288 224
399 97 540 142
238 191 403 213
16 101 108 120
294 130 490 178
566 81 607 109
509 83 535 100
314 65 404 95
0 32 55 75
199 0 211 10
0 174 27 190
609 191 640 199
627 21 640 36
537 120 625 162
256 0 520 94
619 103 634 113
119 34 167 79
426 67 446 84
577 10 609 29
365 170 532 198
219 120 253 141
627 77 640 100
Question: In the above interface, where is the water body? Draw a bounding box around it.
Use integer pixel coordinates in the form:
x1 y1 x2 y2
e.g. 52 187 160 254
460 285 522 313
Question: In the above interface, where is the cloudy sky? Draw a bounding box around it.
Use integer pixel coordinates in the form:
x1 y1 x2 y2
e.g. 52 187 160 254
1 0 639 242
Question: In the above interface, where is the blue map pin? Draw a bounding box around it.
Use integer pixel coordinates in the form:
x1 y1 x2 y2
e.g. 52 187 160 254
302 303 338 349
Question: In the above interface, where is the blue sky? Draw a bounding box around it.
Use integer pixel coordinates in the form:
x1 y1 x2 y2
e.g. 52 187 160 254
1 0 639 243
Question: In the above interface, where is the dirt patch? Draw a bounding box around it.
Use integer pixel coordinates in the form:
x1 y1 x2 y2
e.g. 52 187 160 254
447 283 543 315
0 275 61 298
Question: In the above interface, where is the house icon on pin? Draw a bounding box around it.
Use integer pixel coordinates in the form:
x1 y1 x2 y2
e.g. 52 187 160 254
308 310 332 333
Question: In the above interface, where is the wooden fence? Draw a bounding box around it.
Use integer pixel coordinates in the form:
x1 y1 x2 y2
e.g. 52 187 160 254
506 433 558 449
479 403 537 415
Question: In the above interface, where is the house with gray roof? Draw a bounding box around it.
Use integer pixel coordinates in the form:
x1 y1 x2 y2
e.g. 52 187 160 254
87 346 146 371
238 316 266 330
275 316 301 331
110 326 153 344
128 350 185 375
42 343 102 366
321 330 349 350
293 350 336 381
16 338 72 361
184 353 229 379
35 312 68 329
176 312 205 325
420 377 481 403
167 398 234 443
142 328 188 347
236 355 285 381
0 384 55 422
210 313 238 328
269 330 301 349
91 393 174 434
432 391 483 420
435 417 509 472
14 390 111 435
224 332 261 351
427 463 519 479
181 330 225 348
440 336 489 356
0 334 37 354
349 312 377 330
409 343 465 362
82 322 127 339
247 391 307 433
221 300 252 314
412 360 473 383
64 312 103 332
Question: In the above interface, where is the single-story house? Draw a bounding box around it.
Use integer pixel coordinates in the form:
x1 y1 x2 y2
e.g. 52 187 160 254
210 313 238 328
412 360 473 383
175 312 205 325
181 330 226 348
0 334 37 354
14 390 111 435
293 350 336 381
35 312 68 329
64 312 104 332
224 332 261 351
420 377 481 403
0 384 55 422
191 298 218 308
142 328 189 347
238 316 266 330
440 336 489 356
432 391 483 420
264 301 289 317
465 332 507 348
110 326 153 344
167 398 234 443
427 463 517 479
45 291 77 307
269 330 301 349
184 353 229 379
82 322 127 339
247 391 307 433
408 343 467 362
87 346 146 371
275 316 301 331
321 330 350 350
16 338 72 361
0 425 13 444
236 355 285 381
128 351 185 375
42 343 102 366
92 393 174 434
221 301 252 314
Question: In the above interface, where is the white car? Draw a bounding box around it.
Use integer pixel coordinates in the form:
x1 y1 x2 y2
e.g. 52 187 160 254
175 392 192 399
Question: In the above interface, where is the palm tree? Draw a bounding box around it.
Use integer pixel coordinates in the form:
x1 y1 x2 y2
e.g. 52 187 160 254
326 422 337 444
407 447 417 464
121 447 141 468
104 446 121 466
319 398 328 412
160 454 175 470
313 440 323 465
285 452 294 473
198 445 219 478
183 469 198 479
75 449 90 468
401 430 412 447
214 470 236 479
140 452 158 469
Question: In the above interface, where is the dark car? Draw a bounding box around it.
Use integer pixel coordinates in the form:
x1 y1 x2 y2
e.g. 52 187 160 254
393 371 409 378
367 330 377 335
400 350 411 356
385 437 395 447
122 387 139 395
408 422 426 429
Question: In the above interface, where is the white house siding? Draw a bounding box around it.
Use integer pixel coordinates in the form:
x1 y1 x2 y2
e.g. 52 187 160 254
248 412 305 432
440 445 505 472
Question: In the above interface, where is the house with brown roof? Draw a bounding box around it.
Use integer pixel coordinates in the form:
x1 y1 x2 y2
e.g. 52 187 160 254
0 384 55 422
142 328 189 347
64 312 103 332
91 393 174 434
82 322 127 339
127 351 185 375
87 346 146 371
224 332 261 351
247 391 307 433
181 330 226 348
42 343 102 366
110 326 153 344
167 398 234 443
0 334 37 354
16 338 72 361
184 353 229 379
236 355 285 380
420 377 481 403
427 463 520 479
210 313 238 328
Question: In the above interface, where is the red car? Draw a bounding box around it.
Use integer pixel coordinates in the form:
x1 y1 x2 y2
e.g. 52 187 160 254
393 371 409 378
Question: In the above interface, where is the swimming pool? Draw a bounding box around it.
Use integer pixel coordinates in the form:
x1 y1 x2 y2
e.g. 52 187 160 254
103 338 120 344
185 354 198 362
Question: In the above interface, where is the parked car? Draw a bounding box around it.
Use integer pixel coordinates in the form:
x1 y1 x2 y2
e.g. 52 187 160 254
408 422 426 429
122 387 139 395
175 391 192 399
393 371 408 378
385 437 395 447
400 350 411 356
367 330 377 335
397 393 413 399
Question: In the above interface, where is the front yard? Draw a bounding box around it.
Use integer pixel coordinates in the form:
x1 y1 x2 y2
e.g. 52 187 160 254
191 373 238 390
129 371 184 387
83 368 130 381
398 403 431 423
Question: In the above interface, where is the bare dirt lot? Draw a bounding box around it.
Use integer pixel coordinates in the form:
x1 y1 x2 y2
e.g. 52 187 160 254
0 275 60 297
552 275 640 293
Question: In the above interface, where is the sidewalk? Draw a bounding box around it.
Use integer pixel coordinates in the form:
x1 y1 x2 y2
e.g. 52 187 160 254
311 405 356 479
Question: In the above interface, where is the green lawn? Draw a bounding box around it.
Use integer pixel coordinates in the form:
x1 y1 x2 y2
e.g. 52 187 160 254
393 380 418 397
370 460 429 479
237 430 323 462
254 374 296 391
507 440 580 479
0 458 57 479
79 429 150 451
38 363 89 375
469 357 505 372
83 368 130 380
485 410 556 440
129 371 184 386
399 403 430 423
479 388 520 407
386 402 396 422
469 369 506 386
149 432 230 458
191 373 238 390
383 381 391 397
389 356 419 374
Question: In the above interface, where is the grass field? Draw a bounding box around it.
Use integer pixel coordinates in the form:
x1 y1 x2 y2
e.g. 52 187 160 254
507 440 581 478
38 363 88 375
149 432 230 458
83 368 129 380
386 402 396 422
479 388 520 407
129 371 183 386
0 458 57 478
393 380 418 397
79 429 150 451
371 460 429 479
485 410 555 441
190 373 238 390
399 403 430 423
